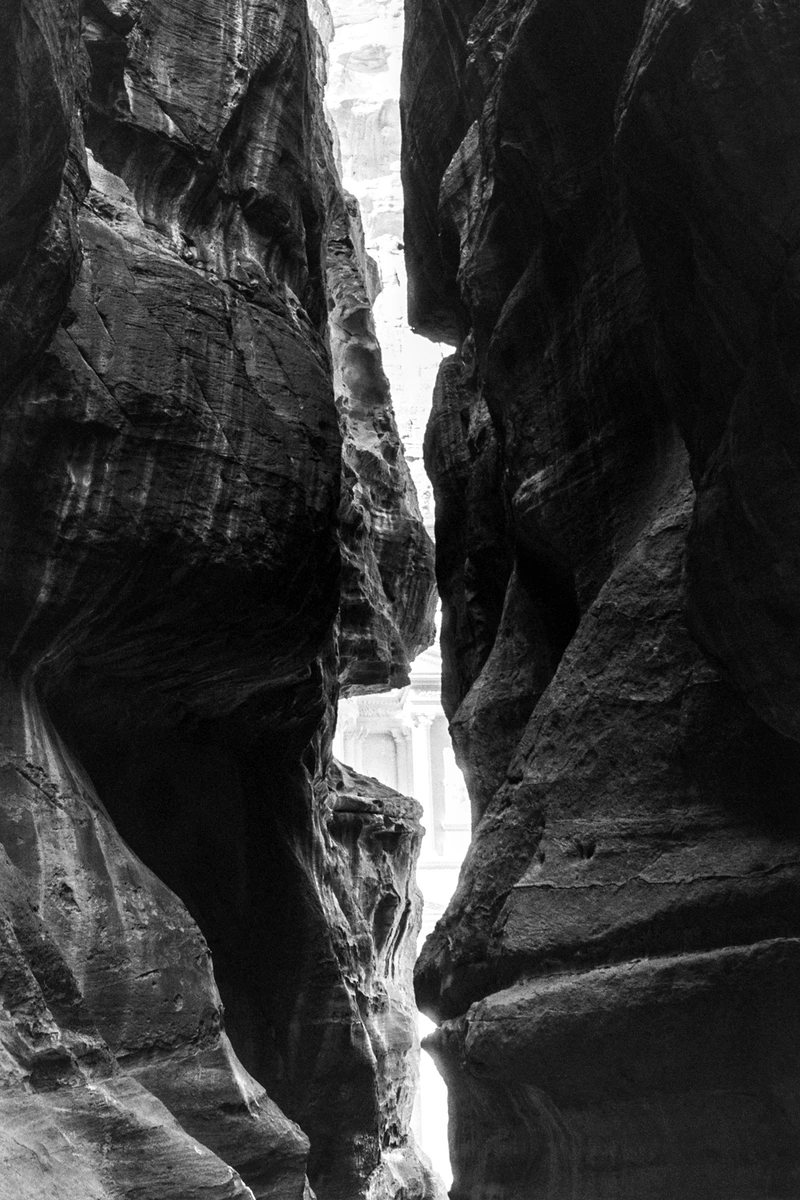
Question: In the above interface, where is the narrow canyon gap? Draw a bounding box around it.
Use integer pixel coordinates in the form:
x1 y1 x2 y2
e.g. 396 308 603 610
2 2 800 1200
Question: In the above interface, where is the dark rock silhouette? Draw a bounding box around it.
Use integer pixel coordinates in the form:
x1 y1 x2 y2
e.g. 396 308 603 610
403 0 800 1194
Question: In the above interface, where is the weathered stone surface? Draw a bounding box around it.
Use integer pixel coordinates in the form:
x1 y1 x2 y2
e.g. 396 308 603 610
0 0 88 395
325 0 445 535
329 189 435 692
428 940 800 1198
417 471 800 1019
615 0 800 743
423 352 511 735
0 667 301 1200
0 0 435 1196
319 761 444 1200
400 0 484 341
321 0 437 685
404 0 800 1193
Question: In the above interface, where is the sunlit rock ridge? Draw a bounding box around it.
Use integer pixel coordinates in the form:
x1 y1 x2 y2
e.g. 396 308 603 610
0 1 438 1198
324 0 447 531
403 0 800 1195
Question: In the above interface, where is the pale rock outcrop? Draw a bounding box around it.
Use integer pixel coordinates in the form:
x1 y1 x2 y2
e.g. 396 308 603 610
329 189 435 691
326 0 445 532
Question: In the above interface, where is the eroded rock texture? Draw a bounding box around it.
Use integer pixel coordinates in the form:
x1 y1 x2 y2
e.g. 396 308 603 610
0 1 435 1198
329 189 435 691
403 0 800 1195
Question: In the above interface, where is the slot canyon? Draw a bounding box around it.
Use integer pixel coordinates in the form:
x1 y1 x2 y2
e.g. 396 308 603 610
1 0 800 1198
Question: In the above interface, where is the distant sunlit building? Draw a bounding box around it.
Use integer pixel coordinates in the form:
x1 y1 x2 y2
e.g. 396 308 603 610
333 630 468 1187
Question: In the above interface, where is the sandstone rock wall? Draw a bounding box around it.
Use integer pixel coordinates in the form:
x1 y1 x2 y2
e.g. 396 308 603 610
324 0 445 534
329 188 435 691
0 1 435 1198
403 0 800 1195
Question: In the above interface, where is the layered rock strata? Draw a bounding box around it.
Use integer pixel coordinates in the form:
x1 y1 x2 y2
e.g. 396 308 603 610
0 1 435 1197
403 0 800 1195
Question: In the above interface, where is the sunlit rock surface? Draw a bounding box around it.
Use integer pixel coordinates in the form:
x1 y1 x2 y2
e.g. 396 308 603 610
404 0 800 1195
325 0 446 530
0 0 435 1197
329 188 435 691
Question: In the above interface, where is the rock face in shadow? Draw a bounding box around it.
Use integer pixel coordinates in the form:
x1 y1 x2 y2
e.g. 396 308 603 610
0 1 435 1198
403 0 800 1195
